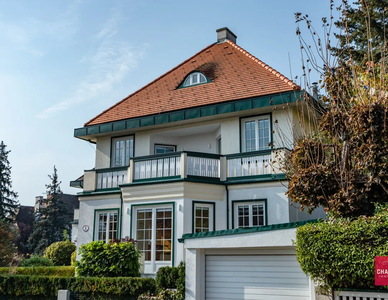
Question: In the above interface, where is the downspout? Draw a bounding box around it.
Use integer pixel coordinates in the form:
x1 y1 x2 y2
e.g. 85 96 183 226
119 192 123 239
226 184 229 230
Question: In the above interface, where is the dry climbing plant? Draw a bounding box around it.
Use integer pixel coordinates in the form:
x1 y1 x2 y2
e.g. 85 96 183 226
276 0 388 218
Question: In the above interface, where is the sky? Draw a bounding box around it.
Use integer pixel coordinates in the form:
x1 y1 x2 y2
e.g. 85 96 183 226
0 0 342 207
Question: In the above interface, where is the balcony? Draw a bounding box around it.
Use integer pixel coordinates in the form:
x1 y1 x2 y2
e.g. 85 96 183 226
80 149 287 191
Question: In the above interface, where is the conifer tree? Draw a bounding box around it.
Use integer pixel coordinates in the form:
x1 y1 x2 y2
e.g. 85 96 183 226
0 141 19 222
28 166 70 254
333 0 388 64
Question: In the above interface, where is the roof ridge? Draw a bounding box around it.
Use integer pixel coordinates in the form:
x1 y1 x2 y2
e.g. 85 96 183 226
84 43 217 126
225 40 299 89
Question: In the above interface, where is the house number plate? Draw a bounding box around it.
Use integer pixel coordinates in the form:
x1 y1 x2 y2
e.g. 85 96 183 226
82 225 89 232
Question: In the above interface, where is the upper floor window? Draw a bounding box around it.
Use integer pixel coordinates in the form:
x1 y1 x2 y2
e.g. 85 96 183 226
111 136 134 167
241 115 271 152
181 72 209 88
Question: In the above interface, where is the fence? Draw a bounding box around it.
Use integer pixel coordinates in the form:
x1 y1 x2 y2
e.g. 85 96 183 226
334 290 388 300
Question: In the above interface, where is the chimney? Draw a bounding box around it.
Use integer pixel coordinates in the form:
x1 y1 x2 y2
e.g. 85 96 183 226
216 27 237 44
312 82 319 101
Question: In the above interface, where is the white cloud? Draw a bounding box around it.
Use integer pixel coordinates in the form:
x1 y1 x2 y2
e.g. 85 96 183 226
36 5 144 119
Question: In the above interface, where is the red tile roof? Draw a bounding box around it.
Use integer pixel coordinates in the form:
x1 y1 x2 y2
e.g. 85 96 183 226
85 40 299 126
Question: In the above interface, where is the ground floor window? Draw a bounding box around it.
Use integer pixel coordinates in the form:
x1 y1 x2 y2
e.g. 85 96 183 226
94 209 118 242
193 202 214 233
233 201 266 228
134 205 173 263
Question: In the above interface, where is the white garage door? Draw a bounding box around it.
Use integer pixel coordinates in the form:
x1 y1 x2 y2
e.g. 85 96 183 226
205 255 310 300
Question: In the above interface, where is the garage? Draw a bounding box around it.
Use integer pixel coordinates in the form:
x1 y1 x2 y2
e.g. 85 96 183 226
181 221 316 300
205 254 310 300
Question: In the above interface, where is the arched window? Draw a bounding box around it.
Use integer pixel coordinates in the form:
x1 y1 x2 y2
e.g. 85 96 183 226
182 72 209 87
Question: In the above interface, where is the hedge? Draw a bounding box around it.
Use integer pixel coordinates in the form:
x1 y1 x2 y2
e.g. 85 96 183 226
43 241 76 266
155 262 185 295
0 266 75 277
296 206 388 291
0 275 156 299
76 238 140 277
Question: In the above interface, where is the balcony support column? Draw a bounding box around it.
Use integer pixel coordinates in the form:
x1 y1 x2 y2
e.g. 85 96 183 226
83 170 96 191
220 156 227 181
128 159 134 183
181 152 188 178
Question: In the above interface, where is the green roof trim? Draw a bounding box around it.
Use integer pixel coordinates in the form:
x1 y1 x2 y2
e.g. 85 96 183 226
77 188 121 197
178 219 322 243
74 90 304 139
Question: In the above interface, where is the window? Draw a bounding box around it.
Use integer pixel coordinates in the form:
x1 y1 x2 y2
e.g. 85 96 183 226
241 115 271 152
95 210 118 242
193 202 214 233
155 144 176 154
134 206 173 263
111 136 134 167
182 72 208 87
233 201 266 228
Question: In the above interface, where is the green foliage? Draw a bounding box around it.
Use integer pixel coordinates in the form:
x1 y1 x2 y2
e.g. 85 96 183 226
70 249 77 266
155 262 185 295
0 141 19 222
296 207 388 291
28 166 70 255
0 275 156 298
19 255 53 267
138 289 184 300
43 240 76 266
76 238 141 277
333 0 388 64
0 266 75 277
0 219 17 267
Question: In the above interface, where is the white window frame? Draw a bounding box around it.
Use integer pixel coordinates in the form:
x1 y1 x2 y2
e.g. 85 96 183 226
241 115 271 152
111 135 134 167
234 201 266 229
193 202 214 233
154 144 176 154
94 209 119 243
133 204 173 273
182 72 207 87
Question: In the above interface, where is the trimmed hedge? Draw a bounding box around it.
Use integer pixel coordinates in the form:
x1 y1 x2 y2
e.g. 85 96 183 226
155 262 185 295
296 206 388 291
0 275 156 299
0 266 75 277
19 256 53 267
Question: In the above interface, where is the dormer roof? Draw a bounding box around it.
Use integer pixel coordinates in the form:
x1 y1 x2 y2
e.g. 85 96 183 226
85 38 299 126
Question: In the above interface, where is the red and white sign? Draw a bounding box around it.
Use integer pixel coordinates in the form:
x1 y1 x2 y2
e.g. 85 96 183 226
375 256 388 286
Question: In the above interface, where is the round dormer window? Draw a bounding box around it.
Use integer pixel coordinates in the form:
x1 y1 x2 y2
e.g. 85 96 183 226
182 72 208 87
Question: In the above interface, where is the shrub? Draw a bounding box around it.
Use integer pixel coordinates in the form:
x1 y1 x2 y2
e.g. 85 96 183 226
76 237 140 277
70 249 77 266
155 262 185 295
0 266 75 277
19 255 53 267
0 275 156 298
138 289 183 300
43 240 76 266
296 207 388 291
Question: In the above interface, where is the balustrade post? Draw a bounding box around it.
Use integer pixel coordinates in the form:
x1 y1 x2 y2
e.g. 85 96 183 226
220 156 227 181
128 159 134 183
181 152 188 178
84 170 96 191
